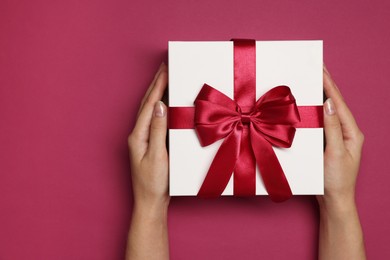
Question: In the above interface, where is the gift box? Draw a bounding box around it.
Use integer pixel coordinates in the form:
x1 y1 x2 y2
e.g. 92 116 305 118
168 40 323 201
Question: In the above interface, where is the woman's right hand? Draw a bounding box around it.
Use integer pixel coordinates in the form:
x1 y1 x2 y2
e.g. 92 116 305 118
317 65 366 260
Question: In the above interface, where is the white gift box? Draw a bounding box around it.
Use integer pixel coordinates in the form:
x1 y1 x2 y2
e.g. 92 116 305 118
168 41 323 196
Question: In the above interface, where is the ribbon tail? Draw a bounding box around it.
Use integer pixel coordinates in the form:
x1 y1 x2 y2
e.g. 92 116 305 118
197 128 241 198
250 128 293 202
234 126 256 196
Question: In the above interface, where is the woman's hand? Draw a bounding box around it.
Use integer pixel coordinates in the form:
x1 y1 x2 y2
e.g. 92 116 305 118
318 65 366 260
128 63 169 211
126 63 170 260
318 66 365 210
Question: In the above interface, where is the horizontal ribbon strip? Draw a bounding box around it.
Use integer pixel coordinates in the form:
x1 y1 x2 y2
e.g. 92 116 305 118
169 106 324 129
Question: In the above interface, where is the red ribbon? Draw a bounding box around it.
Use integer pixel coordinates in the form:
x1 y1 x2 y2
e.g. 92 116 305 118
169 39 323 202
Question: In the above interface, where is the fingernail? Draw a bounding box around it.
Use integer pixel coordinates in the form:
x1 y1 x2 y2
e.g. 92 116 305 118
155 62 164 74
323 64 329 74
154 101 166 117
325 98 335 115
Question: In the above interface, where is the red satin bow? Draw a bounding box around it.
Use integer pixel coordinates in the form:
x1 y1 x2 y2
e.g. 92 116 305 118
195 84 300 202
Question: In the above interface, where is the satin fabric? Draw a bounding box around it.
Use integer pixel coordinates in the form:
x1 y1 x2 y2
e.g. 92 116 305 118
194 84 300 202
168 106 323 129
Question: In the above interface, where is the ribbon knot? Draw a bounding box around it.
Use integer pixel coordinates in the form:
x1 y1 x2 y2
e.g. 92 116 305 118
240 113 252 124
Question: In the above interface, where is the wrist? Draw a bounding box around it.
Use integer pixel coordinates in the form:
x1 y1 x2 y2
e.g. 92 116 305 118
318 194 357 218
133 198 169 220
132 187 170 212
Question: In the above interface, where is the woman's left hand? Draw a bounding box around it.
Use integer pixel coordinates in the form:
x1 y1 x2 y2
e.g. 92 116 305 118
126 63 170 260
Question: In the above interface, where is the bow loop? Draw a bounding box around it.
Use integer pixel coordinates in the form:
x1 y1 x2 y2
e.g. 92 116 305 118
195 84 240 146
250 85 301 148
255 86 301 125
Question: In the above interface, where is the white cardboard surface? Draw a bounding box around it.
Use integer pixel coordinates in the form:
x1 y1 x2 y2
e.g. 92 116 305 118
168 41 324 196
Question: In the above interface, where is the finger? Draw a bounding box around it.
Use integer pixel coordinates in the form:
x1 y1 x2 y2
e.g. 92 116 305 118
147 101 168 157
323 64 340 93
323 66 344 102
137 63 165 116
132 66 168 144
323 98 344 152
323 67 361 140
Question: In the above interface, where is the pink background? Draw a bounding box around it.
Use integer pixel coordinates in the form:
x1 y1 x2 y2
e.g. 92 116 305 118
0 0 389 259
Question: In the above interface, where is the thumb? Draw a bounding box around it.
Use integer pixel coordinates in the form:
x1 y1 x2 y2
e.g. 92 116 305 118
324 98 344 151
148 101 168 156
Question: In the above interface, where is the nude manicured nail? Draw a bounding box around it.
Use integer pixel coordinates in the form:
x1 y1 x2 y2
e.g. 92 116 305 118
154 62 164 76
325 98 335 115
154 101 166 117
159 62 165 70
323 64 329 74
